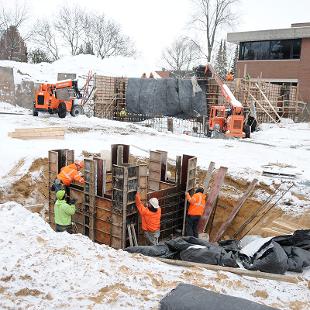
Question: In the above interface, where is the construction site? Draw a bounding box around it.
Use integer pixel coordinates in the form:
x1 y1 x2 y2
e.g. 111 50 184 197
0 10 310 310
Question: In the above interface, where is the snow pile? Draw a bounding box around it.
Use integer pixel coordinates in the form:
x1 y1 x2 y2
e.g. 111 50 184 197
0 54 157 85
0 101 30 114
0 202 309 309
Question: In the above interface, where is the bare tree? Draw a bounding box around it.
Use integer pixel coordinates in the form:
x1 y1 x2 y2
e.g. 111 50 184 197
89 14 136 59
31 20 60 61
54 6 86 56
0 1 29 61
161 36 201 78
191 0 238 62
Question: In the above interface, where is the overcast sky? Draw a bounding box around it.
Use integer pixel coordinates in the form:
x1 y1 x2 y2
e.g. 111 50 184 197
10 0 310 65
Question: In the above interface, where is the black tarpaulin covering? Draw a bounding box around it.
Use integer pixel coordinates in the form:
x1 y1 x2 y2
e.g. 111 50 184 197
125 230 310 274
159 284 277 310
125 78 207 117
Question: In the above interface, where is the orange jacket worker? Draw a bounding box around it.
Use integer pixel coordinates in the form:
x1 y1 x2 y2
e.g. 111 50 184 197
135 192 161 245
185 187 207 238
52 160 85 193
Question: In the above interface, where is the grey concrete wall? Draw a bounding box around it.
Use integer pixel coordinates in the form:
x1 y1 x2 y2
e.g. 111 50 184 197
15 80 35 109
0 66 15 104
57 73 77 81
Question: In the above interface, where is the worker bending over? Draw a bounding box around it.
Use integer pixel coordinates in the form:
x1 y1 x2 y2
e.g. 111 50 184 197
52 160 85 193
185 187 207 238
54 190 76 233
135 192 161 245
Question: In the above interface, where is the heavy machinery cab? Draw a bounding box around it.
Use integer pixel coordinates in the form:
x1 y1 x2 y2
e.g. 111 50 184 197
208 105 246 138
204 64 248 138
33 79 83 118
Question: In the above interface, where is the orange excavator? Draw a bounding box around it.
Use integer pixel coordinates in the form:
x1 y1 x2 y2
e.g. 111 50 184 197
33 79 83 118
204 64 250 138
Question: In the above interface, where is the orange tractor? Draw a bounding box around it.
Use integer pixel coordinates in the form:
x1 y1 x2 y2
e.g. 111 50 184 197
33 79 83 118
204 64 251 138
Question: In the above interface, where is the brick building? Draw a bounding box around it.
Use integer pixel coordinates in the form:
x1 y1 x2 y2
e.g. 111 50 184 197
0 26 27 62
227 23 310 103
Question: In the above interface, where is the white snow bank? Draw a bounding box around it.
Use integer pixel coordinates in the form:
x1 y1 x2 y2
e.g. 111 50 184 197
0 202 309 309
0 54 157 85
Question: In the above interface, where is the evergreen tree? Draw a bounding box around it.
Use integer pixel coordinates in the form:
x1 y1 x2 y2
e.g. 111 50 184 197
214 40 228 79
222 40 228 78
231 45 239 76
28 48 51 64
214 40 223 77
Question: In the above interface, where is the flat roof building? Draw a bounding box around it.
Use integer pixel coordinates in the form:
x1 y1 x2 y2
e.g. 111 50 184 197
227 23 310 103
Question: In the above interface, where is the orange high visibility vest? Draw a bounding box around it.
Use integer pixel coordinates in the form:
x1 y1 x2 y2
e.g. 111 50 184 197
57 164 84 186
186 192 207 216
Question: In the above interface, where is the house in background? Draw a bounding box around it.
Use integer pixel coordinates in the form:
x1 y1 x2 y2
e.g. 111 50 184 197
0 25 27 62
227 23 310 103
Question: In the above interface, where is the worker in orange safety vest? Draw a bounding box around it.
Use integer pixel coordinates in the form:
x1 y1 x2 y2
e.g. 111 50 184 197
185 187 207 238
135 192 161 245
52 160 85 193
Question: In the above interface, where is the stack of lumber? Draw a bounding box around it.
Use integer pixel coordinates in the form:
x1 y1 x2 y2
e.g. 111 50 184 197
8 127 66 140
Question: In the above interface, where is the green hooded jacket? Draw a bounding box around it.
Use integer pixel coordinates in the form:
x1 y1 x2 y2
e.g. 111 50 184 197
54 190 76 226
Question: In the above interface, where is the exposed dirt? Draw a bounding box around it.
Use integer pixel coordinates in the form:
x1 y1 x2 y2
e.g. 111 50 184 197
0 158 49 217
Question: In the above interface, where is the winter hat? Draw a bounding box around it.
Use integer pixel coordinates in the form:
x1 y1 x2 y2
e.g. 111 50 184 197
56 190 66 200
149 198 159 209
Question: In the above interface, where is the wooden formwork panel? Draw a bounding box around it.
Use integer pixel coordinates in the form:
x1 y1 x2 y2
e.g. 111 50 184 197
149 151 162 191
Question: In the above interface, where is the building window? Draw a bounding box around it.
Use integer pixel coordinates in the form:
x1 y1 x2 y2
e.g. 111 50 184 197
239 39 301 60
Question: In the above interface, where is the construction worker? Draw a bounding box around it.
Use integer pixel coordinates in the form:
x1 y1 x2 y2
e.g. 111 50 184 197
226 71 234 81
119 107 127 120
52 160 85 193
185 187 207 238
135 192 161 245
54 189 76 233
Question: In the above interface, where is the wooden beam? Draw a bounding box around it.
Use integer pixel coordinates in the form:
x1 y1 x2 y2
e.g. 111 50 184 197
157 258 299 284
255 83 282 121
203 161 215 191
249 93 279 124
211 178 258 243
198 167 227 234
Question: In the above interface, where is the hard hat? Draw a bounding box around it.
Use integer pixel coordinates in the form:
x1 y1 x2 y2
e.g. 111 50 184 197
149 197 159 209
75 160 84 169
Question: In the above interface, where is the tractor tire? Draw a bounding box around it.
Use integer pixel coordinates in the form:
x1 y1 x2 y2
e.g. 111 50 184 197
244 124 251 138
58 102 67 119
33 109 38 116
206 125 212 138
70 105 83 117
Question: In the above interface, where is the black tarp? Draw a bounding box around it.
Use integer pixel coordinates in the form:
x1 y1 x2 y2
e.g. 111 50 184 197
159 284 277 310
125 230 310 274
126 78 207 117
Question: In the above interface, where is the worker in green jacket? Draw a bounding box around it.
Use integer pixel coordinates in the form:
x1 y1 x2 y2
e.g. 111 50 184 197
54 190 76 233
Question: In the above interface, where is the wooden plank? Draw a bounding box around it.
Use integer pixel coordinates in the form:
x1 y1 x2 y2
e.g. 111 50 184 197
157 258 299 284
14 127 66 133
131 224 138 246
127 225 133 247
182 157 197 236
211 178 258 242
203 161 215 191
197 167 228 234
237 183 294 239
255 83 282 121
9 131 65 138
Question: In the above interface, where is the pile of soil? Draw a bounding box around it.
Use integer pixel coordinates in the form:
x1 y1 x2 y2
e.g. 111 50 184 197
0 158 49 217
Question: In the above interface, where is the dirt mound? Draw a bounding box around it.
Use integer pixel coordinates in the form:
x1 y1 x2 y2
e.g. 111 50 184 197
0 158 49 217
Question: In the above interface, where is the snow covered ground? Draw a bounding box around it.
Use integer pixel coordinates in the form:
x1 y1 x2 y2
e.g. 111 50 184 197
0 54 158 85
0 202 309 310
1 101 310 213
